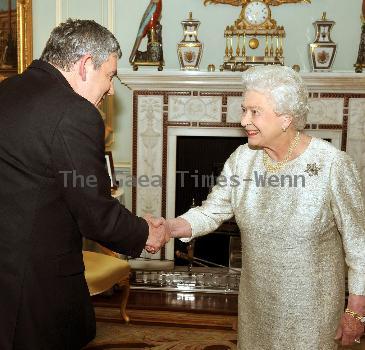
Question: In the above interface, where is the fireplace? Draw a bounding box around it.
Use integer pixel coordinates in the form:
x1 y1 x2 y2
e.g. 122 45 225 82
174 135 245 267
120 70 365 265
165 127 246 262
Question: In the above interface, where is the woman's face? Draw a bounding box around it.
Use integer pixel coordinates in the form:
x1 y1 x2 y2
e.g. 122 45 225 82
240 90 287 148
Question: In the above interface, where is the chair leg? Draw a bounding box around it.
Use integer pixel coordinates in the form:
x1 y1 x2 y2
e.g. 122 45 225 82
119 282 130 323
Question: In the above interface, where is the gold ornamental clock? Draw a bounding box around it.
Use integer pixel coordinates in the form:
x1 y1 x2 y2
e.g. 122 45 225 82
203 0 311 71
241 1 270 26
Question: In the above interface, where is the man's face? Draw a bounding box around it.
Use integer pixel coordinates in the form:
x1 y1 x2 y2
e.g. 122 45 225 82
83 53 118 107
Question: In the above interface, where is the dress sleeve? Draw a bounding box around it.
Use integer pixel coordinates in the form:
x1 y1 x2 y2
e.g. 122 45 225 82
51 101 148 257
179 147 239 242
330 152 365 295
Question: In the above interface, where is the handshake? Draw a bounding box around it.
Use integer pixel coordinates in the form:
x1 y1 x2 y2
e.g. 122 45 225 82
144 214 171 254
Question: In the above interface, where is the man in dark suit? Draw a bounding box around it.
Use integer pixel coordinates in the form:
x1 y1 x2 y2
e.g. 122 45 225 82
0 19 169 350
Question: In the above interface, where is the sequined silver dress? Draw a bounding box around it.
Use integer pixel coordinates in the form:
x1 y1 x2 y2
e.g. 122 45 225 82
180 138 365 350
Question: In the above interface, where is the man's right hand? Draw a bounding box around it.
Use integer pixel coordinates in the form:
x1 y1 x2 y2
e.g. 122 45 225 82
144 214 170 254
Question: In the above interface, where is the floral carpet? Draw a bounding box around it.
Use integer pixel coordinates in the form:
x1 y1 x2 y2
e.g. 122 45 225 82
83 321 237 350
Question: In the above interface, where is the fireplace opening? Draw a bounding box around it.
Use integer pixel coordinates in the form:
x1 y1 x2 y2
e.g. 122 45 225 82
174 135 247 267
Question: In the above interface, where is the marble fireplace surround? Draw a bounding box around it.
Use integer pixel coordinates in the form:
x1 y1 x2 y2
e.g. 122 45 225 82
120 70 365 262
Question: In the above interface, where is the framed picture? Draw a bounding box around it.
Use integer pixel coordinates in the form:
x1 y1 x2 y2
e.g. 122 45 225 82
105 151 118 190
0 0 32 81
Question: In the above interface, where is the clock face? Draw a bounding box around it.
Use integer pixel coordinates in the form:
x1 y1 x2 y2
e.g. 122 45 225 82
244 1 270 26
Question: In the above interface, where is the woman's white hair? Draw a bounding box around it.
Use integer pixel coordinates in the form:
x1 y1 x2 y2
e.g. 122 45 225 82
242 65 309 130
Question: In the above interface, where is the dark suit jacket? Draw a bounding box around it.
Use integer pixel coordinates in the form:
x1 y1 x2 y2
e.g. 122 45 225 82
0 60 148 350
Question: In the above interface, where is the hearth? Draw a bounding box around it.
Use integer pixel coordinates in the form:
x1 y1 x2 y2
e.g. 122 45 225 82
131 267 240 294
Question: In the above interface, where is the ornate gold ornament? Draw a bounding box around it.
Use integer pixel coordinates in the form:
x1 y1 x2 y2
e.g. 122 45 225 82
207 63 216 71
203 0 310 71
248 38 259 49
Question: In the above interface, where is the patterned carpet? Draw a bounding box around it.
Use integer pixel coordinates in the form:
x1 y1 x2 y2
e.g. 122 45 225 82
82 320 365 350
83 321 237 350
82 301 363 350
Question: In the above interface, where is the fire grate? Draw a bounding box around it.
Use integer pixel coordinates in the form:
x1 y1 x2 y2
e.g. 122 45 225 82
131 268 240 294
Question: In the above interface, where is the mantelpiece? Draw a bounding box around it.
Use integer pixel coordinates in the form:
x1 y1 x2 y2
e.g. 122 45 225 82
119 69 365 92
118 69 365 262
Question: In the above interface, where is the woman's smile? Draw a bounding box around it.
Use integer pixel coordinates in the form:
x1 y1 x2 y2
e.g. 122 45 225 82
245 130 259 137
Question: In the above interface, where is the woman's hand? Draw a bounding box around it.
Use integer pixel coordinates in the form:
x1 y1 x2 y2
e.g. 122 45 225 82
166 217 192 238
335 294 365 346
335 313 364 346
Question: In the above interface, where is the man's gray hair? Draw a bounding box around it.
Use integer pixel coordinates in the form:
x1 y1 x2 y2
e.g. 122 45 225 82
242 65 309 130
41 18 122 71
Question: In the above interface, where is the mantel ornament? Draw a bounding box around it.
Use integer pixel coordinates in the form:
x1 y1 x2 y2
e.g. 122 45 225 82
177 12 203 70
309 12 337 71
129 0 164 71
203 0 310 72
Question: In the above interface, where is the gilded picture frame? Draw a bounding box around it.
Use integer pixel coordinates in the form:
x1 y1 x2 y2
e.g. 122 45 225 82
0 0 32 81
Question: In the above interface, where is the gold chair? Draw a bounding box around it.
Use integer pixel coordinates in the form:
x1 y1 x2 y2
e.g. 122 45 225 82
83 247 131 322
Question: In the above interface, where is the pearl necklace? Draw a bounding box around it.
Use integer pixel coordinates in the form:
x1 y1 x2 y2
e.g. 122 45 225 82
262 131 301 173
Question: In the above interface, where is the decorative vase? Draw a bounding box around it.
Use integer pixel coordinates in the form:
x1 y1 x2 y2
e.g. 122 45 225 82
177 12 203 70
309 12 337 71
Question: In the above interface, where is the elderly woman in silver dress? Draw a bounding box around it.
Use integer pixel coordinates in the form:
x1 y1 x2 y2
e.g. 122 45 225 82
164 65 365 349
